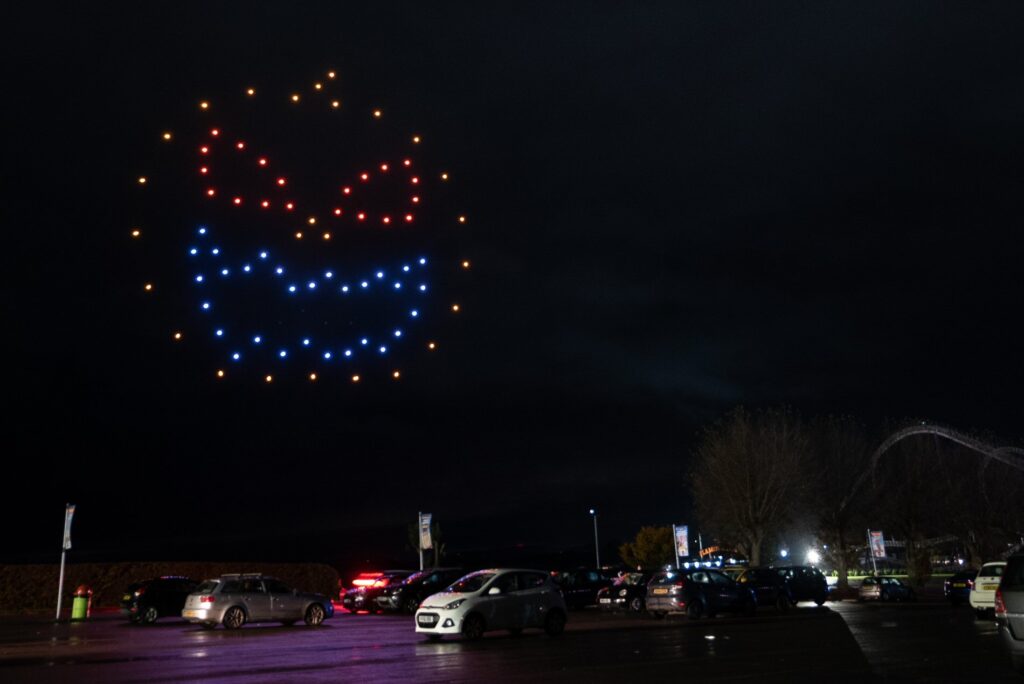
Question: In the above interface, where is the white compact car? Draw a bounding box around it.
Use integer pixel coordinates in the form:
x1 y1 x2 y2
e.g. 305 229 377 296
415 568 567 641
970 561 1007 617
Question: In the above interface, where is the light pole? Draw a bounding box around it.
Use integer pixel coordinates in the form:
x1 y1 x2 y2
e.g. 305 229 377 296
589 509 600 568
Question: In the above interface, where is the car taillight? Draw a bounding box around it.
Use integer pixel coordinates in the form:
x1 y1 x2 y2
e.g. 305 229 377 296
372 579 388 588
968 579 974 589
198 595 216 604
995 589 1006 617
134 586 147 596
673 581 686 590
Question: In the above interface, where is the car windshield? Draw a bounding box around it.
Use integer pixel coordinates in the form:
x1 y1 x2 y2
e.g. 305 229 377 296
614 573 646 586
447 572 496 593
195 580 219 593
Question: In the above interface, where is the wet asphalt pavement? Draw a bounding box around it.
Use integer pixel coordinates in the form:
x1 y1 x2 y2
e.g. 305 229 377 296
0 601 1019 682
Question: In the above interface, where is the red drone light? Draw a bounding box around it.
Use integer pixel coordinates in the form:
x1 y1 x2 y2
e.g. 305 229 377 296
342 186 351 195
236 141 245 150
261 200 270 208
382 216 391 224
258 158 268 166
199 166 209 174
277 177 286 186
411 196 420 203
357 212 366 221
360 172 369 181
380 163 389 172
411 177 419 184
285 202 295 211
405 214 414 222
210 129 220 136
200 146 209 154
233 197 242 205
206 188 216 197
403 159 412 167
333 208 342 216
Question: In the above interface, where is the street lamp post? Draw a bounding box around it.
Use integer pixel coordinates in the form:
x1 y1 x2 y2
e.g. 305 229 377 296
589 509 600 568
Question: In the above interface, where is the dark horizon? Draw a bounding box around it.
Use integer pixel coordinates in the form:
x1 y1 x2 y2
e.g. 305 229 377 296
6 2 1024 569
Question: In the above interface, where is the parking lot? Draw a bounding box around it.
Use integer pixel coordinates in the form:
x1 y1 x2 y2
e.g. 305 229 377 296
0 600 1019 683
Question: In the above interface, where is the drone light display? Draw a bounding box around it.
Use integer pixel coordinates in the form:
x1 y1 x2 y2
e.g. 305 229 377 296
131 69 470 383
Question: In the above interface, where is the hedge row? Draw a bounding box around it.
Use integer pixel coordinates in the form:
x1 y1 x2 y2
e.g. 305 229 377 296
0 562 339 612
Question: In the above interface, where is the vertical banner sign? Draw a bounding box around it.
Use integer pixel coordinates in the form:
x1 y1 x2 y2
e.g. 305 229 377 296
673 525 689 559
419 513 433 550
869 530 887 559
62 504 75 550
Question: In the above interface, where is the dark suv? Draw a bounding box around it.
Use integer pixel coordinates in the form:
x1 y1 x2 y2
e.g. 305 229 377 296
646 568 756 619
121 576 198 624
340 570 415 613
555 568 615 609
375 567 466 614
737 565 829 611
996 552 1024 673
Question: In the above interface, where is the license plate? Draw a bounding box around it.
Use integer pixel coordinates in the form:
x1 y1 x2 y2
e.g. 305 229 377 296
984 584 998 591
183 610 197 618
952 583 965 588
652 588 668 595
417 615 436 625
123 594 132 601
599 598 611 603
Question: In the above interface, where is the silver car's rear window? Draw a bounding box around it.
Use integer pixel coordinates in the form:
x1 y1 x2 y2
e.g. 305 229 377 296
1003 559 1024 588
195 580 219 593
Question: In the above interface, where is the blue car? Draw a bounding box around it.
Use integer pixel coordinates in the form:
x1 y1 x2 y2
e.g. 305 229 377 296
944 569 978 606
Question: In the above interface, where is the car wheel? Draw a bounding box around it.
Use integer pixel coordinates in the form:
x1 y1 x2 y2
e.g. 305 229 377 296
200 622 217 630
544 610 566 636
140 606 159 624
223 607 246 630
404 597 420 615
686 600 705 620
426 634 444 642
629 597 644 612
462 613 485 641
508 627 523 636
651 611 667 619
128 612 142 624
880 591 890 602
281 620 296 627
814 595 827 607
775 595 790 613
304 604 326 626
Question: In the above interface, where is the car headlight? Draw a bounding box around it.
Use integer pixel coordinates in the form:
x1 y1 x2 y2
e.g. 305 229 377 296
443 599 466 610
618 589 628 597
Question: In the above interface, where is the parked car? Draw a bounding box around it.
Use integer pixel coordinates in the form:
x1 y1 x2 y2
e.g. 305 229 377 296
645 568 756 619
857 576 916 602
738 565 829 611
414 568 567 641
121 576 198 624
554 568 614 609
181 573 334 629
596 572 652 612
970 561 1007 617
376 567 465 614
995 552 1024 673
943 569 978 606
340 570 414 613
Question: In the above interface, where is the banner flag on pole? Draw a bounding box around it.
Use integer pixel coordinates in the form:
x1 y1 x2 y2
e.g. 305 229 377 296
673 524 689 559
62 504 75 551
869 530 886 559
419 513 433 550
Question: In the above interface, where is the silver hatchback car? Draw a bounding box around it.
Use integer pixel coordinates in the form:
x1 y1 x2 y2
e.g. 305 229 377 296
182 574 334 629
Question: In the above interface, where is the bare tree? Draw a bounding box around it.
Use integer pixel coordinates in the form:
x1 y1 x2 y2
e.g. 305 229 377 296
692 407 810 565
807 415 874 590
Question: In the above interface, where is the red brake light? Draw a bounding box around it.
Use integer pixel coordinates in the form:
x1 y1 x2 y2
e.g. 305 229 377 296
673 581 686 590
995 589 1006 617
134 586 147 596
198 595 216 604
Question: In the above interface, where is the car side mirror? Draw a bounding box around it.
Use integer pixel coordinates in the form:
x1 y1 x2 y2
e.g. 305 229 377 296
487 587 502 595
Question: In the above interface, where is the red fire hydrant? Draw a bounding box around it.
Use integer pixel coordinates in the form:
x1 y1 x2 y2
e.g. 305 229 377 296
71 585 92 620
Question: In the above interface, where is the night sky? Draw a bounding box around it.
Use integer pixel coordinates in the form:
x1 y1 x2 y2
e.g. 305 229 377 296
7 2 1024 569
